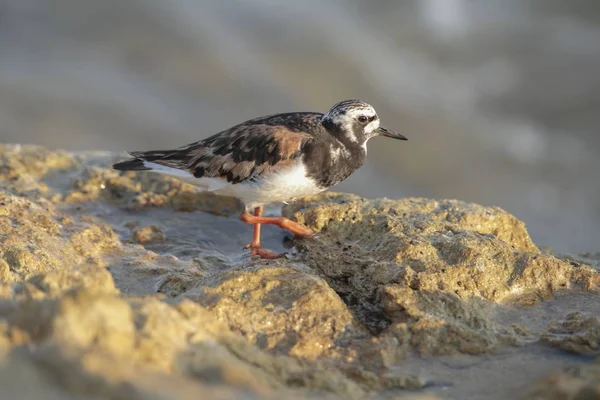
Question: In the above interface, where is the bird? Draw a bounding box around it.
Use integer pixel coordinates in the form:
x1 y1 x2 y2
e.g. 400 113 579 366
113 99 407 259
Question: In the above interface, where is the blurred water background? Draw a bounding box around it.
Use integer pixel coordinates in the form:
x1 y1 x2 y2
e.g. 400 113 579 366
0 0 598 254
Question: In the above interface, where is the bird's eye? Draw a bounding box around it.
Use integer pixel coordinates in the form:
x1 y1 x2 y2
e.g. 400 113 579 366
358 115 368 124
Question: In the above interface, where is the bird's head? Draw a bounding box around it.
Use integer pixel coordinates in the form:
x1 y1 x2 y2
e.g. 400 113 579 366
321 99 407 146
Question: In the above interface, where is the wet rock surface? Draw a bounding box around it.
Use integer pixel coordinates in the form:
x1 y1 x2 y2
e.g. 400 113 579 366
0 144 599 400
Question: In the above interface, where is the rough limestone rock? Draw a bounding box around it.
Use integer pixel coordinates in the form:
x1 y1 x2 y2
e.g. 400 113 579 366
540 312 600 354
284 194 597 355
0 144 598 399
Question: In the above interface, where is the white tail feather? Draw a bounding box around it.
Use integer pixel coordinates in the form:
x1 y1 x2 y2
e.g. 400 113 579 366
142 161 228 191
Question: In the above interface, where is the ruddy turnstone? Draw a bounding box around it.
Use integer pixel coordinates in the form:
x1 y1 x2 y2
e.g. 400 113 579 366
113 99 407 258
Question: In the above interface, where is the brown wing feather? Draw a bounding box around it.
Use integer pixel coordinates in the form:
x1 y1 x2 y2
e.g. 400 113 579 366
131 124 314 184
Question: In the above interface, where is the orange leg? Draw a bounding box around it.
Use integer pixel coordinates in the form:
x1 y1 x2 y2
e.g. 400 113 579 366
239 208 314 237
244 207 280 259
240 206 313 259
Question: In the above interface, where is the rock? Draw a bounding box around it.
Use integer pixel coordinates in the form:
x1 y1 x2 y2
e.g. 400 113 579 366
0 193 117 281
0 144 598 399
132 225 167 244
540 312 600 354
283 193 596 356
182 264 366 360
379 287 513 355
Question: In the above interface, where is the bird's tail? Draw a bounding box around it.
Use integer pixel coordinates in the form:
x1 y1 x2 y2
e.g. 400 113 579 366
112 151 199 184
112 150 179 171
112 156 151 171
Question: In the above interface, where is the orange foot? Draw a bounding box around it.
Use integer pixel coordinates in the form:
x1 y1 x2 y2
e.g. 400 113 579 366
240 206 311 260
244 242 284 259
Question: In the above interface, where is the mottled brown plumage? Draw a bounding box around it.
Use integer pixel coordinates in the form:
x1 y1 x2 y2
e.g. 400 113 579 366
123 113 319 185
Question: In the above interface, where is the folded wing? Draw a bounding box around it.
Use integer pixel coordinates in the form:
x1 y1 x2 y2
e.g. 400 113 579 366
113 124 313 185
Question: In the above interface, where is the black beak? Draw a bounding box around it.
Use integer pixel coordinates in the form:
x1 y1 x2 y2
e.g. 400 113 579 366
376 127 407 140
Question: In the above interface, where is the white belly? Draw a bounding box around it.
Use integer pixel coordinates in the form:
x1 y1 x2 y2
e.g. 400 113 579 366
142 160 324 208
213 162 325 208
